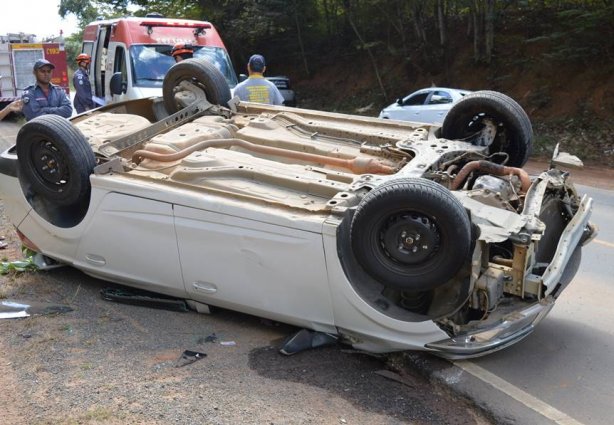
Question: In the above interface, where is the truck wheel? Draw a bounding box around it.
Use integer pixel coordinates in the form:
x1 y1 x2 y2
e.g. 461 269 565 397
350 178 471 291
163 58 231 114
442 91 533 167
17 115 95 207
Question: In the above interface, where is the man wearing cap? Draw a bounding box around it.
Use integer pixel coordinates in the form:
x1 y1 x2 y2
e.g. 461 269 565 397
233 54 284 105
21 59 72 121
73 53 94 113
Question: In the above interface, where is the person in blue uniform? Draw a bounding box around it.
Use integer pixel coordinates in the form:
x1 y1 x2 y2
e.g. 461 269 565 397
21 59 72 121
73 53 94 113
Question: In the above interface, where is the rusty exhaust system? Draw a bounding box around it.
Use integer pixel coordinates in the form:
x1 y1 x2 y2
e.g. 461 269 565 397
132 138 396 175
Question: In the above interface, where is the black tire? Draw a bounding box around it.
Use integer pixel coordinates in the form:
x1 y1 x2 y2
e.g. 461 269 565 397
442 90 533 167
16 115 95 207
163 58 231 114
350 178 471 291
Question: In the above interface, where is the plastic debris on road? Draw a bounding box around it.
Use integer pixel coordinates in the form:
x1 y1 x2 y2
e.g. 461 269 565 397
175 350 207 367
100 287 188 312
0 300 73 319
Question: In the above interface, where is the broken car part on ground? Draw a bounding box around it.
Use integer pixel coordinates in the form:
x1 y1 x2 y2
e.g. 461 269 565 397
0 58 596 359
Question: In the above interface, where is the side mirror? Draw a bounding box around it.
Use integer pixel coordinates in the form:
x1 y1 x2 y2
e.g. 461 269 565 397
239 73 247 83
109 72 127 95
396 98 403 105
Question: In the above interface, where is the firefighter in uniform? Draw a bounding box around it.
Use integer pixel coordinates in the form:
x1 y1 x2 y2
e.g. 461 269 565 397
171 43 194 63
21 59 72 121
73 53 94 113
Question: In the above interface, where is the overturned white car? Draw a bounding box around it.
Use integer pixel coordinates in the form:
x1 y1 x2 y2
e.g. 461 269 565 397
0 59 596 358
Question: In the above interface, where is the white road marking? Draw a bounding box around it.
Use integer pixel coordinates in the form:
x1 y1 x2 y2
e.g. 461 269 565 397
454 360 584 425
593 239 614 249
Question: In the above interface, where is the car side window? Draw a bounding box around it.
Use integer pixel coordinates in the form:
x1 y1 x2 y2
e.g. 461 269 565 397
428 91 453 105
404 92 429 106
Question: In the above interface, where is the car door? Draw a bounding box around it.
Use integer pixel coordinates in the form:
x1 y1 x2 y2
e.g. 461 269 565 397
74 192 185 297
390 90 430 121
91 24 111 102
420 90 454 123
174 204 336 329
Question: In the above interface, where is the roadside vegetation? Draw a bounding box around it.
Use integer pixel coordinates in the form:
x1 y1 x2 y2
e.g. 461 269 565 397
57 0 613 165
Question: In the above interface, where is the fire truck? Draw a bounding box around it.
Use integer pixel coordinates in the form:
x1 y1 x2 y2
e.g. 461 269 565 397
0 33 70 110
81 14 237 106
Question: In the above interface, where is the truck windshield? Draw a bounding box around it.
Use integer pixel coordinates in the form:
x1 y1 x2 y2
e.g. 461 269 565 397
130 45 238 88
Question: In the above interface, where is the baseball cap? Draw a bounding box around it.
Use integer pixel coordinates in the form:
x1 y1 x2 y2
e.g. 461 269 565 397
248 54 266 72
33 59 55 70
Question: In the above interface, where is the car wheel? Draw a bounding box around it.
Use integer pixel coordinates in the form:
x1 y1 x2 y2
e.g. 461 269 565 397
16 115 96 207
350 178 471 291
163 58 232 114
442 90 533 167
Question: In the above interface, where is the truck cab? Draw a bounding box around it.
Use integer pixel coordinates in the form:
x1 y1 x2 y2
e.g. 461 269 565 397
81 15 237 107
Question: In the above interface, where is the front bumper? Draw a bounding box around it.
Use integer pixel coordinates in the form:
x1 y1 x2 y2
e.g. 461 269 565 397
425 300 554 359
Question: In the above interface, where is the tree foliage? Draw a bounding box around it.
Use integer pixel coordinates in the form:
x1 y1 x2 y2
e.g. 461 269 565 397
59 0 131 27
58 0 613 62
57 0 613 98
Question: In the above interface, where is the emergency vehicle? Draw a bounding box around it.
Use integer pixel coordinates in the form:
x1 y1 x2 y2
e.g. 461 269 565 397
81 14 238 106
0 33 70 109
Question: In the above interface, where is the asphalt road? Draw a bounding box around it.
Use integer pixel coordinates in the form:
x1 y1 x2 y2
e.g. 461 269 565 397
478 185 614 424
429 184 614 425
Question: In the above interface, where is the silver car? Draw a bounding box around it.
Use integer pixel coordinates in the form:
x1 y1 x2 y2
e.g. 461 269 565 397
379 87 472 124
0 59 596 359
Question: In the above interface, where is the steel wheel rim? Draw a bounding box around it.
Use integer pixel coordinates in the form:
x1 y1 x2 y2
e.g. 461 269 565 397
31 139 69 189
377 212 440 266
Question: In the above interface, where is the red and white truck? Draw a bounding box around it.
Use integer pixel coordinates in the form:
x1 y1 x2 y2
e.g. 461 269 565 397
81 14 238 106
0 33 70 109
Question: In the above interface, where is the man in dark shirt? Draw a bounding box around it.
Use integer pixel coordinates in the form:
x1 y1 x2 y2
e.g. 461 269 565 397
21 59 72 121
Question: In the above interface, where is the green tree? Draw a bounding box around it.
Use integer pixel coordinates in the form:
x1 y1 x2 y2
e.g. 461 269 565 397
59 0 131 28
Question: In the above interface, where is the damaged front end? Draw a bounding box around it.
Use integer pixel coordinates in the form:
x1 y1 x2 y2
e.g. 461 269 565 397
336 145 596 359
427 165 595 358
